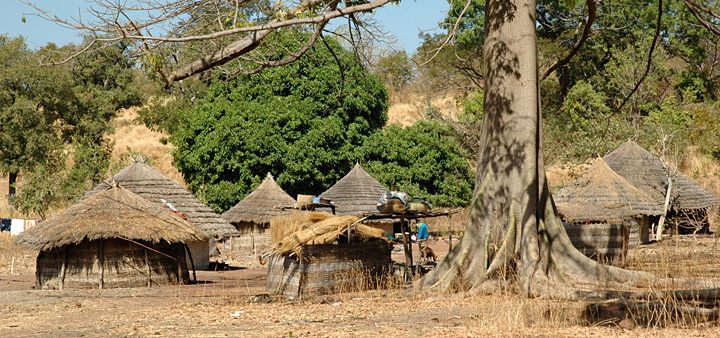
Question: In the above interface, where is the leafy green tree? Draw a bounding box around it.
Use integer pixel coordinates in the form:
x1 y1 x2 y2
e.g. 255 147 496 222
0 35 144 215
544 80 632 163
0 36 63 199
170 34 388 212
357 120 474 207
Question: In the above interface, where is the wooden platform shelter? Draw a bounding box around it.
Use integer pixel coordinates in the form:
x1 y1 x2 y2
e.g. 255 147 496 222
319 163 395 236
221 173 296 256
84 155 240 270
16 185 207 290
554 158 665 263
604 140 719 234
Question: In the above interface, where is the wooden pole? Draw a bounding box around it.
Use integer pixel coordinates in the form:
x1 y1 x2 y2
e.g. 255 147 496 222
99 239 104 289
184 243 197 283
175 244 181 285
145 249 151 287
399 213 413 275
448 213 453 251
657 176 673 241
59 247 67 290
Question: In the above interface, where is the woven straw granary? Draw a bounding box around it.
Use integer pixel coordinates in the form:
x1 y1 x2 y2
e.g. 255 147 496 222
263 213 391 298
16 185 207 289
221 173 296 255
84 154 239 269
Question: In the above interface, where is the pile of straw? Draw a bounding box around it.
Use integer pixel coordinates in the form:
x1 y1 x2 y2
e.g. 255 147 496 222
270 211 334 244
264 212 386 259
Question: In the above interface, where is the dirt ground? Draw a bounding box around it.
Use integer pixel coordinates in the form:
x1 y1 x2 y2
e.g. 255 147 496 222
3 238 720 337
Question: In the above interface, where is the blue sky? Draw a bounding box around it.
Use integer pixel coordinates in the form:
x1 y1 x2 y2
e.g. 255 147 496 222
1 0 449 53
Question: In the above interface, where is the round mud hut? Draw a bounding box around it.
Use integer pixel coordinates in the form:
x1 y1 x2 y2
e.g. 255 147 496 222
221 173 296 256
16 185 207 290
84 154 240 270
554 158 664 262
604 140 719 234
319 163 395 236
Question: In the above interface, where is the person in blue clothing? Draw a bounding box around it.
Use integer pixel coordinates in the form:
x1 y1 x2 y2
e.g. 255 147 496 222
417 222 428 241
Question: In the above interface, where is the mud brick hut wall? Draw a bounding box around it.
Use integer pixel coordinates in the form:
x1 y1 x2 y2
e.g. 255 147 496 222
36 239 189 290
562 222 627 265
266 240 392 298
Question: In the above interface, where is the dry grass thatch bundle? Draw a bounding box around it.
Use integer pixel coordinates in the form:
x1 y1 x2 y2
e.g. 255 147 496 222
267 213 386 258
16 185 207 251
222 173 296 225
270 211 334 244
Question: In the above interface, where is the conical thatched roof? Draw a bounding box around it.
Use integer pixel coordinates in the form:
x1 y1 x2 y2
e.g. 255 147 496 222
320 163 388 216
222 173 296 225
84 155 240 237
604 140 719 210
16 185 207 251
554 158 664 223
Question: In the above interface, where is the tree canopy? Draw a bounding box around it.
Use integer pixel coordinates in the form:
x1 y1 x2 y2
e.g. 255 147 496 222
169 32 474 212
170 33 388 212
358 120 474 207
0 35 144 216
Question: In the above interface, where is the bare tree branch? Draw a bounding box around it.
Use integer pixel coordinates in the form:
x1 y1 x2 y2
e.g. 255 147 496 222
540 0 596 81
683 0 720 36
417 0 468 68
615 0 663 113
21 0 394 87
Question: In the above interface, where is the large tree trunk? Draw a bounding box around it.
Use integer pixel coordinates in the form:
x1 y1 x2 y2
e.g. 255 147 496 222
418 0 646 296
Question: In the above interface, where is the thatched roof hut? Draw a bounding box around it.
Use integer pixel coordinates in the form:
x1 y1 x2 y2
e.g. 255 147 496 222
84 155 238 269
604 140 719 211
604 140 719 233
222 173 295 225
220 173 296 256
85 155 239 237
554 158 666 259
16 185 206 289
554 158 664 224
319 163 388 216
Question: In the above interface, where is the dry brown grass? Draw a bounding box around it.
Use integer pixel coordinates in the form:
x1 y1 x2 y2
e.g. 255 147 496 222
424 207 470 235
0 232 36 274
269 211 334 244
4 234 720 335
546 161 593 193
332 263 406 295
386 92 462 126
110 107 185 185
